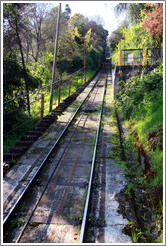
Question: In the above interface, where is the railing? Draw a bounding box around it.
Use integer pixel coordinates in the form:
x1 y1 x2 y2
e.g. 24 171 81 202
3 68 85 152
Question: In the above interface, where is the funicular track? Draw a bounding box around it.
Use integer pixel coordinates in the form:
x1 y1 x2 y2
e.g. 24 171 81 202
3 63 110 243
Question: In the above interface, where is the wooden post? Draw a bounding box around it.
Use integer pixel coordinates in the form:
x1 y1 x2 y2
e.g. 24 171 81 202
49 3 61 112
142 48 148 66
76 78 78 91
118 49 123 66
118 41 123 76
69 80 72 96
58 86 61 105
40 94 44 122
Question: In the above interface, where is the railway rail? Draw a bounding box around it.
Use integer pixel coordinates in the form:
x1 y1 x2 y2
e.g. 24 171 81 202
3 64 110 243
3 71 101 226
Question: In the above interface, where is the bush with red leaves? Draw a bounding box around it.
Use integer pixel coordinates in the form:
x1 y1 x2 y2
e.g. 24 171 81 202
143 3 163 47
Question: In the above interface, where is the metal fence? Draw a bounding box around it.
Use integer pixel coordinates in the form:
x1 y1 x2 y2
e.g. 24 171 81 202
122 48 163 66
3 68 84 139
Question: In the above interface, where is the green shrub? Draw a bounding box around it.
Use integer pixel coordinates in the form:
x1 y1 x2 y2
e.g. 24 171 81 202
116 66 163 121
116 65 163 236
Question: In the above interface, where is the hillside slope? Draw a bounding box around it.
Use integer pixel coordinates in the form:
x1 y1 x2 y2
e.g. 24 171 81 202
115 65 163 242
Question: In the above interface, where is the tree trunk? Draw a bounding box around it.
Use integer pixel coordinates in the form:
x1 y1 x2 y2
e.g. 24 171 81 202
15 19 30 114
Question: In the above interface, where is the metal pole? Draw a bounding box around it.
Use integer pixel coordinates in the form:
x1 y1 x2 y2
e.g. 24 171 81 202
58 86 61 105
118 41 123 76
84 40 86 83
49 3 61 112
76 78 78 91
40 94 44 122
69 80 72 96
142 48 147 66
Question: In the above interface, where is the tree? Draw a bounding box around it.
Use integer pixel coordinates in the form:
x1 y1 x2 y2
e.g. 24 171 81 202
109 20 128 53
3 51 24 101
3 3 32 113
68 14 89 46
110 2 163 66
110 22 154 66
127 3 146 24
87 20 108 53
64 4 71 20
4 2 109 103
114 3 127 16
90 15 105 26
142 3 163 47
27 4 48 62
42 6 68 53
57 29 81 73
3 3 41 113
114 3 148 24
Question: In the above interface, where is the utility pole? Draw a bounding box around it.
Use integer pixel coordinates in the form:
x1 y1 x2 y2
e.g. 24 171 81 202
49 3 61 112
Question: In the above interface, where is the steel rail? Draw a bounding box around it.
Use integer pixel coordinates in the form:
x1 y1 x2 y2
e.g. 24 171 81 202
3 71 101 230
79 70 108 243
14 71 103 243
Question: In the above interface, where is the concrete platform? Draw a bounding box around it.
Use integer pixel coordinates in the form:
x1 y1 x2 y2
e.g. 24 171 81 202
87 74 132 244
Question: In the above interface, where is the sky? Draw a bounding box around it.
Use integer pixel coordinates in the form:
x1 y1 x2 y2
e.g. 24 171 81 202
52 1 126 36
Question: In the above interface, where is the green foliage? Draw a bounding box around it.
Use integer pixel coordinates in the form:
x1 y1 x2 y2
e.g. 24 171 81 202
86 48 102 70
126 3 146 24
109 20 129 54
116 66 163 121
3 50 41 135
27 52 54 87
3 3 108 154
111 23 153 66
4 2 108 84
115 66 163 243
116 66 163 179
147 146 163 187
3 51 24 101
142 4 163 47
111 3 162 66
121 24 153 48
11 217 26 228
3 67 97 153
68 55 83 73
119 127 163 243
